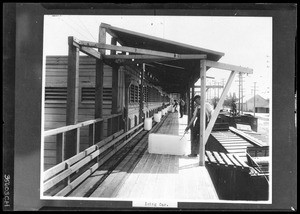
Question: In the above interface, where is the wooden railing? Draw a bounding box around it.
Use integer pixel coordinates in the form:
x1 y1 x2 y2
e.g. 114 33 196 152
44 113 123 163
42 105 169 196
43 122 145 196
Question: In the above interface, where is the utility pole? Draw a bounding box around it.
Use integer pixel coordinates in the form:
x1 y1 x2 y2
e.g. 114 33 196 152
238 73 241 115
253 82 256 117
241 74 244 114
239 73 245 115
236 73 245 115
213 80 216 98
209 80 211 100
217 82 220 98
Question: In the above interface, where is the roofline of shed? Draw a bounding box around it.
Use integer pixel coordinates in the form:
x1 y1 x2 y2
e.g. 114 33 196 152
100 23 225 58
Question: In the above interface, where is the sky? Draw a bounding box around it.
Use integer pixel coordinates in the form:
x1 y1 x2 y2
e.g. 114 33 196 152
43 15 272 100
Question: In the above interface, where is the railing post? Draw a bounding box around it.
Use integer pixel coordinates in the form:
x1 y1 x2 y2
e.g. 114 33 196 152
66 163 71 185
118 115 121 131
56 133 65 163
114 116 118 134
88 123 95 147
76 128 80 154
109 117 113 135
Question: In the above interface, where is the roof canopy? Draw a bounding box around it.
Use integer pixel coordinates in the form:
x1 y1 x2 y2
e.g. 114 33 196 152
101 23 224 94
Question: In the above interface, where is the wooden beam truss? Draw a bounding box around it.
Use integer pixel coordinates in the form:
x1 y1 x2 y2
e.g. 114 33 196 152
72 37 207 60
68 35 253 167
198 59 253 166
205 60 253 73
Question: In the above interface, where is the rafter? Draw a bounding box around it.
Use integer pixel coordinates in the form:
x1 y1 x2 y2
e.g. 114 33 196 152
79 46 102 59
205 60 253 74
104 54 171 60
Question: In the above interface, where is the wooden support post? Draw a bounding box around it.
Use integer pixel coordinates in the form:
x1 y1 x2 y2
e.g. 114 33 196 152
204 70 238 144
190 82 195 145
111 37 119 134
95 25 106 141
120 68 126 130
199 60 207 166
187 85 190 119
139 64 145 123
191 83 195 113
124 75 131 132
65 36 80 159
111 38 119 115
186 85 190 115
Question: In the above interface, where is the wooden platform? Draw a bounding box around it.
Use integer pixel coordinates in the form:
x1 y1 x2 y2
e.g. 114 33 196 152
67 113 218 201
89 152 218 200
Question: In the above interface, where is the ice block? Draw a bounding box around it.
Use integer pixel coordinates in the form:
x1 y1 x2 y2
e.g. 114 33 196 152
148 133 189 155
144 118 153 131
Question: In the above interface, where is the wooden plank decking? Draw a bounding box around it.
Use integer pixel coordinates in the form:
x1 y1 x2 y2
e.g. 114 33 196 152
89 152 218 200
67 112 218 201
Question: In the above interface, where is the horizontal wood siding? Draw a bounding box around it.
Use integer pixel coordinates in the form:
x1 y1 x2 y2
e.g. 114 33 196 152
44 56 169 170
44 56 112 170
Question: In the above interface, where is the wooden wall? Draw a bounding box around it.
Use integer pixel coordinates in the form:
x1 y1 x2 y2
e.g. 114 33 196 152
44 56 113 169
44 56 168 170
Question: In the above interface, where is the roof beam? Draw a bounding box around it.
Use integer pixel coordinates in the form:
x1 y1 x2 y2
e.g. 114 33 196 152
153 62 185 70
103 29 125 46
79 46 102 59
104 54 207 65
205 60 253 74
73 37 207 59
194 85 223 88
179 54 207 59
74 38 179 58
104 54 170 60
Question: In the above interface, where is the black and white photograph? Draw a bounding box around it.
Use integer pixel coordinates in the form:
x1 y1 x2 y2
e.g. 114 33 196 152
41 15 272 202
3 3 297 211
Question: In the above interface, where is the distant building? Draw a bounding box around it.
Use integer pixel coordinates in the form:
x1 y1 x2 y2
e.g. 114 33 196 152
239 94 269 113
